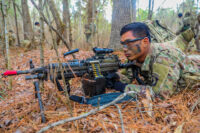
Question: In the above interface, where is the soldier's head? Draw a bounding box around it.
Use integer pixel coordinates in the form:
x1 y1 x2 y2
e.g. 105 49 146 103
35 22 40 26
8 30 13 33
178 13 183 18
120 22 151 63
184 12 191 17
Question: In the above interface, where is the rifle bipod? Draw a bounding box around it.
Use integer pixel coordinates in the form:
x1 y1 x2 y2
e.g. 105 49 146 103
33 81 46 123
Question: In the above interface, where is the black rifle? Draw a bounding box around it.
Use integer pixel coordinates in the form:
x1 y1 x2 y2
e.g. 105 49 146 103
2 47 140 122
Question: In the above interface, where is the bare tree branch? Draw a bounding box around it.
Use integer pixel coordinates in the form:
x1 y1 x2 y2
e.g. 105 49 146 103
114 104 125 133
37 91 136 133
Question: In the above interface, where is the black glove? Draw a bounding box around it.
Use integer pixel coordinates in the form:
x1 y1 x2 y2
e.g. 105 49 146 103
106 72 120 88
113 81 127 93
106 72 127 92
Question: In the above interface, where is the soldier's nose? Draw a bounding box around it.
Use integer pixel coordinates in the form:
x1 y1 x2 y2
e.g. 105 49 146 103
123 47 128 52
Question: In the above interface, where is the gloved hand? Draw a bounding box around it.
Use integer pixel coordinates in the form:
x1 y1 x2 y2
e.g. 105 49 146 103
106 72 120 88
106 72 127 92
81 73 106 97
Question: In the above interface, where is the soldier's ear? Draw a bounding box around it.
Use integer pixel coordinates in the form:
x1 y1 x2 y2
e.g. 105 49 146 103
142 37 150 47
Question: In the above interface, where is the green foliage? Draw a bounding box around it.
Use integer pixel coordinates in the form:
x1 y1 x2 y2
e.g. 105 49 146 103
155 8 175 20
136 8 148 21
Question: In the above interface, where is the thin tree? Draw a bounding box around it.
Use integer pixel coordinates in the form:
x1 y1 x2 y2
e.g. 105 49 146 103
1 0 12 90
63 0 73 48
148 0 154 20
38 0 45 66
12 0 20 46
21 0 34 40
47 0 65 47
130 0 137 22
85 0 96 46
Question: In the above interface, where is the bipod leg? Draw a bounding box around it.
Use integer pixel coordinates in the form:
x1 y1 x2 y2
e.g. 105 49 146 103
34 81 46 123
50 76 64 91
65 79 71 95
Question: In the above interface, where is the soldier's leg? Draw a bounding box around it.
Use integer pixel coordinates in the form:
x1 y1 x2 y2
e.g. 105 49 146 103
85 33 91 43
195 36 200 52
24 41 32 52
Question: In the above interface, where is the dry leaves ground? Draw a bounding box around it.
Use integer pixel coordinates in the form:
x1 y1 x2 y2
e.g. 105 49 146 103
0 47 200 133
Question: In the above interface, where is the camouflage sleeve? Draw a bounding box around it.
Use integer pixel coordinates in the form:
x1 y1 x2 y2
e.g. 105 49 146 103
124 84 154 98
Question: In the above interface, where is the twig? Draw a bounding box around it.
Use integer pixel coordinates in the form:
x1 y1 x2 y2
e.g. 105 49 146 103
114 104 125 133
37 91 136 133
121 97 135 109
191 98 200 113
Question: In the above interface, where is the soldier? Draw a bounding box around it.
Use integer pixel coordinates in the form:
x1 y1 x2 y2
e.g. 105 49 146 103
176 12 196 35
33 21 41 47
8 30 16 47
194 13 200 52
176 13 184 35
84 23 96 43
21 40 32 52
23 22 40 52
118 22 200 99
82 22 200 101
144 20 176 43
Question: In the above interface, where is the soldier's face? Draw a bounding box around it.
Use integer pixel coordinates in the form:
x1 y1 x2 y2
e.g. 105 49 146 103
120 31 150 62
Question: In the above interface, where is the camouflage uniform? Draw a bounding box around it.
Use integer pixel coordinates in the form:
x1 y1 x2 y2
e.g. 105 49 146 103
23 26 40 51
21 40 32 52
84 23 96 43
144 20 196 53
123 42 200 99
144 20 176 43
33 25 41 47
166 28 196 52
176 16 184 35
194 13 200 51
8 31 16 47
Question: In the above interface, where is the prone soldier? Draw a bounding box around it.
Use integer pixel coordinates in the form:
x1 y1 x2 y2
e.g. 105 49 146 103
83 22 200 101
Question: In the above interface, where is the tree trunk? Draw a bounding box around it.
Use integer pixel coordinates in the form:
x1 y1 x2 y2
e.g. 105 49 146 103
85 0 96 45
48 0 64 46
109 0 132 49
2 0 12 90
87 0 93 24
12 0 20 46
148 0 154 20
38 0 45 66
130 0 137 22
62 0 72 48
62 0 69 42
21 0 34 40
0 3 4 55
148 0 151 20
38 0 45 90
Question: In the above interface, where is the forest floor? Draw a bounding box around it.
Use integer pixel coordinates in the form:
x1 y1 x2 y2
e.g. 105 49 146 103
0 46 200 133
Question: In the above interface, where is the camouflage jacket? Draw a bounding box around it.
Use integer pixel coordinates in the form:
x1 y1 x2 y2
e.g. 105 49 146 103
144 20 176 43
166 29 196 52
124 42 200 99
